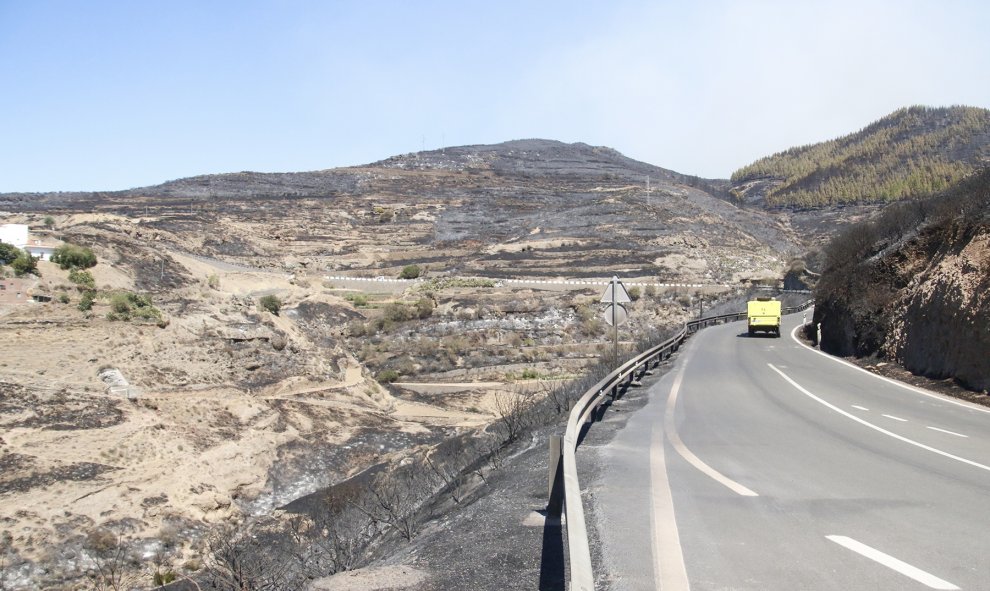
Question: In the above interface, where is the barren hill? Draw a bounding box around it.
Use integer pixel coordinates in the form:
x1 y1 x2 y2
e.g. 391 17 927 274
1 139 800 283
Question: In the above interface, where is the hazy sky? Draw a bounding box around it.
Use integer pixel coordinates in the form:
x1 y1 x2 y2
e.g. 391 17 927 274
1 0 988 192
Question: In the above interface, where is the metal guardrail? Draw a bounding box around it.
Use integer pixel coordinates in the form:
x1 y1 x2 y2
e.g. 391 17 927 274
552 299 814 591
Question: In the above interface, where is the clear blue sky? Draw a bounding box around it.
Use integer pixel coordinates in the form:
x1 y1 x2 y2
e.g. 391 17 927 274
1 0 988 192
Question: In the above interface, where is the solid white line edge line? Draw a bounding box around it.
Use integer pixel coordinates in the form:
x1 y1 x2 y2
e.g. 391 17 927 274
665 339 759 497
825 535 960 590
789 323 990 415
649 425 691 590
768 363 990 473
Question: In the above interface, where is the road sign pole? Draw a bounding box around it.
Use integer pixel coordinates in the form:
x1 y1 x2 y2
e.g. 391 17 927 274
601 276 630 369
612 278 618 367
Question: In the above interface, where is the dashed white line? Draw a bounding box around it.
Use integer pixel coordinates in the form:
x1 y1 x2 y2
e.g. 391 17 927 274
826 535 959 590
927 426 968 438
882 414 908 422
852 405 870 411
767 363 990 473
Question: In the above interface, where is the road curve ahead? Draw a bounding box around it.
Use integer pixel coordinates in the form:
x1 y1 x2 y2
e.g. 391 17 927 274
594 310 990 591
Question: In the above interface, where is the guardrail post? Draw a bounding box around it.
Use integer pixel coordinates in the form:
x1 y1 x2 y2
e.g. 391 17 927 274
548 435 563 517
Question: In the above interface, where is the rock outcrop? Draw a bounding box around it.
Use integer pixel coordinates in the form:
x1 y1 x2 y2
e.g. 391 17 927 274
813 170 990 392
884 228 990 391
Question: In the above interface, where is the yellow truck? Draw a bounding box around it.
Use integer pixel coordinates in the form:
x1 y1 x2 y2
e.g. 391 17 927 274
747 297 781 337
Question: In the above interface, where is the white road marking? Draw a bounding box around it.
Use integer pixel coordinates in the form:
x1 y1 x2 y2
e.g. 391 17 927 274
852 405 870 411
882 414 908 422
666 347 759 497
826 535 960 590
768 364 990 472
789 324 990 414
649 425 690 590
927 426 969 438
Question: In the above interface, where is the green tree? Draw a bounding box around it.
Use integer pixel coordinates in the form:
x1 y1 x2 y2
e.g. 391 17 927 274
414 297 434 319
399 264 421 280
68 268 96 289
0 243 20 265
377 369 400 383
51 243 97 270
383 302 412 323
11 252 38 276
78 290 95 311
106 291 161 322
259 294 282 315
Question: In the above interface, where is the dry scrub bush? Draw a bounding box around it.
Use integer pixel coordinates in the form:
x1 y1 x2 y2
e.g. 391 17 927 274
492 388 533 443
205 526 296 591
352 469 429 542
83 529 144 591
259 295 282 315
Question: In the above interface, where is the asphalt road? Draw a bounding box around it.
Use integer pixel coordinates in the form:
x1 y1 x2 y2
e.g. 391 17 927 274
594 310 990 590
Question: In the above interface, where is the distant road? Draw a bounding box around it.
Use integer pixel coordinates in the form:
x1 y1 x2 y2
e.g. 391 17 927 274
595 312 990 590
323 274 811 294
160 251 812 297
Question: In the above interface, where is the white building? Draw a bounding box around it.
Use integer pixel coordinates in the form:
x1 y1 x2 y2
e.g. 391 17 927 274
0 223 60 261
0 224 29 248
24 237 59 261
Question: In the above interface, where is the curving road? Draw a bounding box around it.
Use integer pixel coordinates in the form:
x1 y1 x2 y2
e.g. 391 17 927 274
594 310 990 590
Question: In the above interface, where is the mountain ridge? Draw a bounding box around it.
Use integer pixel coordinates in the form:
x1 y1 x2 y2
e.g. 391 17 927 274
0 139 728 207
731 105 990 208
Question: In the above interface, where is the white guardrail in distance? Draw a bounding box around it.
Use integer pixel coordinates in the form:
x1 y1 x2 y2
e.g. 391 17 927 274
557 299 814 591
324 274 819 292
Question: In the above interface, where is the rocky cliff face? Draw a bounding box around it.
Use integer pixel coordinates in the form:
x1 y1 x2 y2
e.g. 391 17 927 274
813 170 990 393
884 228 990 392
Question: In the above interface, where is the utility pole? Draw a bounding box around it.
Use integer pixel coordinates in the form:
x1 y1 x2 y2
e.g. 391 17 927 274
646 175 652 208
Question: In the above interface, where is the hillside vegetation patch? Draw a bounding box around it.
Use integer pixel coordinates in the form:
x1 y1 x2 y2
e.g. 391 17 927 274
51 243 97 270
733 106 990 207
